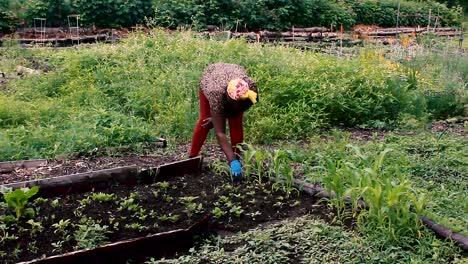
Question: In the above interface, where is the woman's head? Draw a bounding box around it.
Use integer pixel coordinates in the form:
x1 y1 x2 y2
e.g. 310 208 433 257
227 78 257 104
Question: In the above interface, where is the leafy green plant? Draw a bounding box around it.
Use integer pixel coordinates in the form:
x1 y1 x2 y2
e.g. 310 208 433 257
125 223 148 232
89 192 115 203
0 223 18 245
73 218 110 250
117 196 141 213
2 186 39 220
211 207 226 219
229 205 244 218
51 218 72 249
158 214 180 223
76 0 153 27
154 181 170 189
26 219 44 235
179 196 203 218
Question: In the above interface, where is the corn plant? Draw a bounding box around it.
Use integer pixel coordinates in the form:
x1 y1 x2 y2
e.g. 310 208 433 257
242 143 269 184
315 145 427 245
321 159 348 218
269 149 298 197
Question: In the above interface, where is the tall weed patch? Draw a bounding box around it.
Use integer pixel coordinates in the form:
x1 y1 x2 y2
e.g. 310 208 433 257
0 31 464 160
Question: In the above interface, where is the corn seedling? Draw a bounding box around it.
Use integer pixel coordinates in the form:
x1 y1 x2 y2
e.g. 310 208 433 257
317 145 427 245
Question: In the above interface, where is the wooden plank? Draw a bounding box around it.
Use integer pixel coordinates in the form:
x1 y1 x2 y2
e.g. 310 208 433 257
0 157 202 197
1 166 139 197
156 156 203 181
293 27 329 33
0 159 47 173
420 216 468 251
19 214 211 264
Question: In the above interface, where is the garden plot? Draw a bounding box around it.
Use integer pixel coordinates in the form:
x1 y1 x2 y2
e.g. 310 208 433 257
0 157 332 264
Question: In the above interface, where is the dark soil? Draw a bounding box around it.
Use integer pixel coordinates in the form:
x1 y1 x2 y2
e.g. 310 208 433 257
430 119 467 137
0 154 175 185
0 169 334 264
0 143 226 185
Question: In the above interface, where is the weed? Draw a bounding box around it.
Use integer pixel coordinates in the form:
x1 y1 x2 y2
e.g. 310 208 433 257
208 160 230 177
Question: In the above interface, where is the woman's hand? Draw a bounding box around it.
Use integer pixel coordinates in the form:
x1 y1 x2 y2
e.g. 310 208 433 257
201 117 213 129
229 159 243 179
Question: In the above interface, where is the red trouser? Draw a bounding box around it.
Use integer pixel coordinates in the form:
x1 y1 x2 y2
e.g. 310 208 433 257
190 89 243 157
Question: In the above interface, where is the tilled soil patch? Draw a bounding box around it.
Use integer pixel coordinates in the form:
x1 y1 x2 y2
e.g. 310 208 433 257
0 170 332 264
0 144 226 185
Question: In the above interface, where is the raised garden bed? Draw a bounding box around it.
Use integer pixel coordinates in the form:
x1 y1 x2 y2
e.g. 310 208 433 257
0 157 330 263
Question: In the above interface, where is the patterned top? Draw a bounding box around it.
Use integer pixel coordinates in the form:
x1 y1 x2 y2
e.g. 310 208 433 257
200 63 257 117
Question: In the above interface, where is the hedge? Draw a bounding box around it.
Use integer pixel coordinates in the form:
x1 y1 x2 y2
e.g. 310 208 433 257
0 0 462 32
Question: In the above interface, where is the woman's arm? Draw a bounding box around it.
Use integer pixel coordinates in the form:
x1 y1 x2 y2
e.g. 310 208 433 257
211 111 236 162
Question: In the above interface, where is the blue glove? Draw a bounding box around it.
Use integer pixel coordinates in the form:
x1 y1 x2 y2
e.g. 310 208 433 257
229 159 242 178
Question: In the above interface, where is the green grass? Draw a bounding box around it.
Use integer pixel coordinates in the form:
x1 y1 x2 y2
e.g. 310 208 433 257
0 30 466 161
147 215 465 264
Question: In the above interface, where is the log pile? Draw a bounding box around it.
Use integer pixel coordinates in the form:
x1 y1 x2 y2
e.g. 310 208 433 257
229 26 462 46
231 27 338 43
356 27 462 38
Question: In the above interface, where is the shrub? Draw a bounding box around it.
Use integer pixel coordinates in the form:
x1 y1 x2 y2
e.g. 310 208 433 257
0 0 17 32
76 0 153 28
22 0 75 27
350 0 462 27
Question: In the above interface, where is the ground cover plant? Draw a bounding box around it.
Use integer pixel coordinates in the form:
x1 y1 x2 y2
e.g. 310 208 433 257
148 215 464 264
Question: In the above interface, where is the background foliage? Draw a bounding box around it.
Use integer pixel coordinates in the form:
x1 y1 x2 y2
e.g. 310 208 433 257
0 0 463 32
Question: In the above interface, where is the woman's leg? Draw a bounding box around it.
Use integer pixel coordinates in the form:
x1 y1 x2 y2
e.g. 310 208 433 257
189 89 211 157
228 112 244 156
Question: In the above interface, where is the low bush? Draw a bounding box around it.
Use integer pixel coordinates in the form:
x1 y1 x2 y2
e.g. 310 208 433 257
75 0 153 28
152 0 461 31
